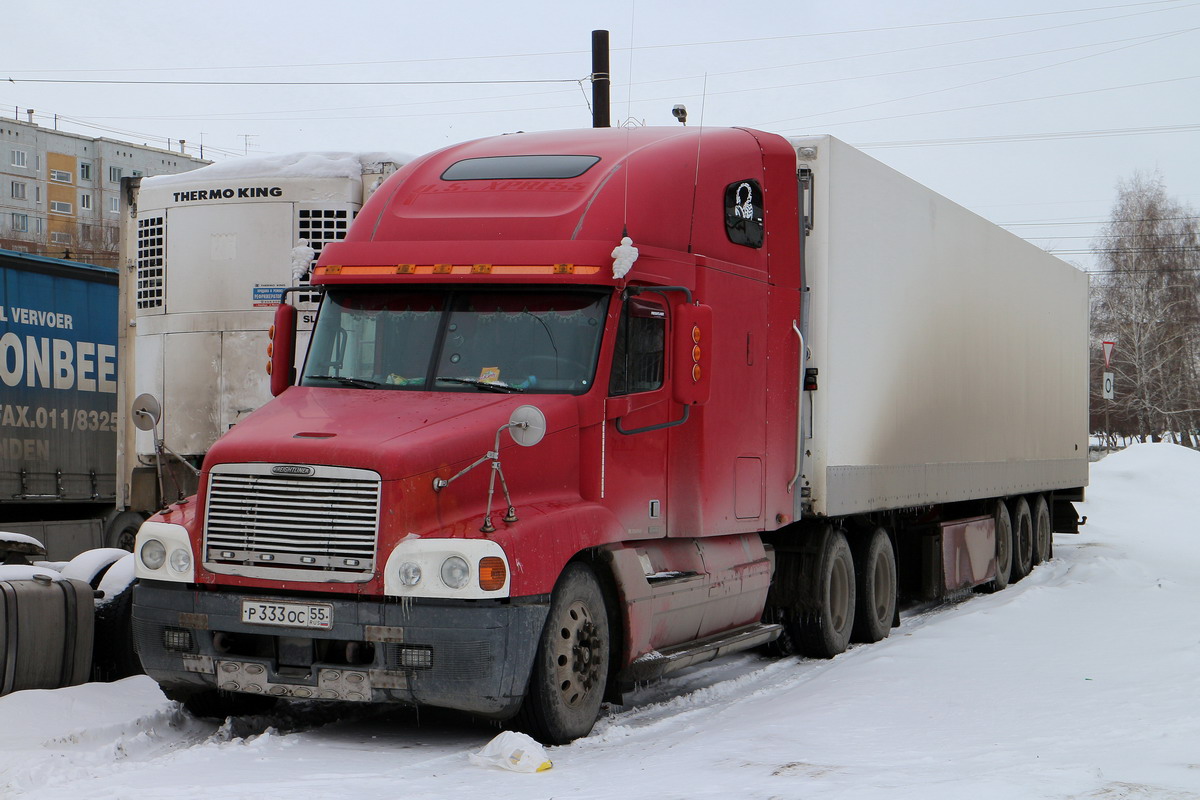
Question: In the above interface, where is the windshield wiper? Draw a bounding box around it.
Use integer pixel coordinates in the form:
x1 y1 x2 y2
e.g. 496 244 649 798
307 375 385 389
436 376 524 393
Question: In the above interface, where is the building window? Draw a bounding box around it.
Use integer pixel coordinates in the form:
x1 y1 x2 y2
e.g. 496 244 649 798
50 169 72 184
79 162 92 181
108 166 122 183
11 150 27 168
10 181 26 200
108 197 119 214
50 200 72 214
11 213 28 232
51 231 71 245
80 193 92 210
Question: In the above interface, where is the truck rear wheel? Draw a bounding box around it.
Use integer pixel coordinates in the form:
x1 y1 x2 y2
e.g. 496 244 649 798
851 528 896 644
1030 494 1051 565
799 529 855 658
982 500 1012 593
516 562 610 744
1008 497 1033 582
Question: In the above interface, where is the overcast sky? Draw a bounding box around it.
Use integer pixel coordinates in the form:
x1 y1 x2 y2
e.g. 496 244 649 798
4 0 1197 270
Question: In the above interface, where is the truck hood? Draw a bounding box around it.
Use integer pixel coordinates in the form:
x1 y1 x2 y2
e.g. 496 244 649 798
203 387 578 482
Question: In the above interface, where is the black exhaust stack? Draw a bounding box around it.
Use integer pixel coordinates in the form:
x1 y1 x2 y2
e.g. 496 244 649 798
592 30 610 128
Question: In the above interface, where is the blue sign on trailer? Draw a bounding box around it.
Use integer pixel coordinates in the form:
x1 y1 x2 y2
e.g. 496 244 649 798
0 249 118 507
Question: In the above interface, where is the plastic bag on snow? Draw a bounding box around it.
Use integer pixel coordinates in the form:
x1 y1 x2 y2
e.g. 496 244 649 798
468 730 553 773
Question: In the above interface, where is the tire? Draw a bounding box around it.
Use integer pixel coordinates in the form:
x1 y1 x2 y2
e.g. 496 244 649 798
59 548 130 589
851 528 896 644
1008 497 1033 583
798 529 855 658
174 688 278 719
982 500 1012 593
515 562 611 744
91 584 144 682
105 511 147 552
1030 494 1052 566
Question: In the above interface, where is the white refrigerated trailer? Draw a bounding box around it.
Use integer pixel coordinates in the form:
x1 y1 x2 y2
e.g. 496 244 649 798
115 152 405 534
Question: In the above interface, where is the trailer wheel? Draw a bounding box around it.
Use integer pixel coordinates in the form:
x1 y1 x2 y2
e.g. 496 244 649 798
799 529 855 658
1030 494 1052 565
516 562 610 744
1008 497 1033 583
851 528 896 644
981 500 1012 593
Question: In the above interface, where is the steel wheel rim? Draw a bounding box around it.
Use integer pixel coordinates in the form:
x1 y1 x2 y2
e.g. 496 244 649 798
551 599 601 709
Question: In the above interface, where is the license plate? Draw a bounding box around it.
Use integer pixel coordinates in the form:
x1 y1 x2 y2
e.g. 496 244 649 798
241 600 333 630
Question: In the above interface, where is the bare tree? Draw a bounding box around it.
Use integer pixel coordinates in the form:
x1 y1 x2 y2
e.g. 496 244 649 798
1090 173 1200 445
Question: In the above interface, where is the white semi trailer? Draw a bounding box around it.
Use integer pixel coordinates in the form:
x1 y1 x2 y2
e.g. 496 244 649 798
114 152 404 540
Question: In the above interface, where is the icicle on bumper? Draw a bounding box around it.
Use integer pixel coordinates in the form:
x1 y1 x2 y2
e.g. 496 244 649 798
611 236 638 280
468 731 553 773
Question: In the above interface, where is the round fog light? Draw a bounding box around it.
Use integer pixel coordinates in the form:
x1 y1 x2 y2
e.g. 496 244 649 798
398 561 422 586
140 539 166 570
440 556 470 590
169 547 192 574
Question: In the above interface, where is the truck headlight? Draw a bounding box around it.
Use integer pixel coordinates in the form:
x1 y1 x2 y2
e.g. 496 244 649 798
383 538 509 599
134 521 195 583
440 556 470 589
398 561 422 586
169 547 192 574
140 539 167 570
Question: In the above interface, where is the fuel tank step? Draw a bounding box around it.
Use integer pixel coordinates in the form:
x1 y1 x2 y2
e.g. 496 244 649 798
619 622 782 684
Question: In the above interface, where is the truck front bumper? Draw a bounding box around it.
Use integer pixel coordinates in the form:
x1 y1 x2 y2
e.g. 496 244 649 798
132 582 549 719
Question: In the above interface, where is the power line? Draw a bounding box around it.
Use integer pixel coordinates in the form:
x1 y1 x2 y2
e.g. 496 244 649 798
858 123 1200 149
763 74 1200 131
2 0 1187 76
1003 215 1200 226
5 77 582 88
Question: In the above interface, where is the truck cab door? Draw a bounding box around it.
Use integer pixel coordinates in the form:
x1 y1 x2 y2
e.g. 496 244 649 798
603 295 671 538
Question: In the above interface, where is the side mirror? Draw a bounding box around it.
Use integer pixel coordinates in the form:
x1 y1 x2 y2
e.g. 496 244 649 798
672 303 712 406
268 302 297 397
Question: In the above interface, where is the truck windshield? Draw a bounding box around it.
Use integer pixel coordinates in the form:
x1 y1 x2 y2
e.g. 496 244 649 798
300 288 609 394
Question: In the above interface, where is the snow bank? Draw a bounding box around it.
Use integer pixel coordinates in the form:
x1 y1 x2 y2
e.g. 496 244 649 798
3 444 1200 799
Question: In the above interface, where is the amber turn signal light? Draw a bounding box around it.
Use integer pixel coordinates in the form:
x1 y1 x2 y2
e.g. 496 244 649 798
478 556 507 591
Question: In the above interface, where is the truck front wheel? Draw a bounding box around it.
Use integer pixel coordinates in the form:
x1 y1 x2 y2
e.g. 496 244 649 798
516 563 611 744
799 529 856 658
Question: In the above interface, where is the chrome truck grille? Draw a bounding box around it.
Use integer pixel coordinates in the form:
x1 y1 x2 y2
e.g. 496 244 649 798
202 464 381 581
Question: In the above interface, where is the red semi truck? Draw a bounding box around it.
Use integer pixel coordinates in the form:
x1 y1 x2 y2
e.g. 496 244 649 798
131 127 1088 743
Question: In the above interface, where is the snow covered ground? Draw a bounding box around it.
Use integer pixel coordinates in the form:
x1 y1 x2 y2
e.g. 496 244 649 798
3 443 1198 799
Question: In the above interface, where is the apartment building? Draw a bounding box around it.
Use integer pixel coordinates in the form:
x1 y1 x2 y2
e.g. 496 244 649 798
1 116 209 266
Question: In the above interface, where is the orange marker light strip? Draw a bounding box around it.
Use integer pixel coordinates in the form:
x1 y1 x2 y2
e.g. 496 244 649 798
314 264 600 277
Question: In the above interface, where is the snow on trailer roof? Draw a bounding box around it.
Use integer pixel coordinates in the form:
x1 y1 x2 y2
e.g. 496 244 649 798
143 151 412 188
